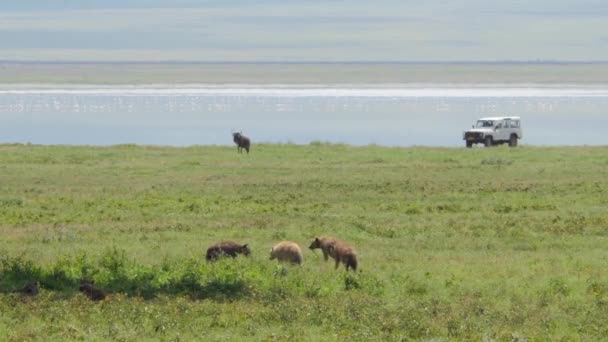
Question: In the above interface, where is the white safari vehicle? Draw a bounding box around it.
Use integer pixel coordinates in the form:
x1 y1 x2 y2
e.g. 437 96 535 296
463 116 522 148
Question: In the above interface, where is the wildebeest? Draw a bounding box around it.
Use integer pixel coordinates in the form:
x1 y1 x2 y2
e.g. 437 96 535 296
206 241 251 261
232 131 251 154
79 279 107 301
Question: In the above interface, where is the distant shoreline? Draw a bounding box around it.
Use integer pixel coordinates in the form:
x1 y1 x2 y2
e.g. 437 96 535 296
1 61 608 85
3 60 608 65
1 143 607 149
1 84 607 98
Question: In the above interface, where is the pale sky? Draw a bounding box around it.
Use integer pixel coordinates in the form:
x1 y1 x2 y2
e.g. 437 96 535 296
0 0 607 62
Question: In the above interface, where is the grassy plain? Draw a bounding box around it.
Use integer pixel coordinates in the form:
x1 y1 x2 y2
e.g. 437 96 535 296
0 143 608 340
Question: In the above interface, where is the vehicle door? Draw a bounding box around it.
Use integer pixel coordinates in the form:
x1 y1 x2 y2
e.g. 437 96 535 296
503 119 513 138
495 119 509 141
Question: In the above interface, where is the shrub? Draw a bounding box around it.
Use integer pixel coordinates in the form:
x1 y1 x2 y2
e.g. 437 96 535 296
0 255 42 291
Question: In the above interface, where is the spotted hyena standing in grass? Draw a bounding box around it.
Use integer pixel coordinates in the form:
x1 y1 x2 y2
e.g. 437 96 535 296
270 241 303 265
308 237 337 261
206 241 251 261
310 237 358 271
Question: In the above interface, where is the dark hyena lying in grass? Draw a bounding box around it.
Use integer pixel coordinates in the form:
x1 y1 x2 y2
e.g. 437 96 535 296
206 241 251 261
309 237 358 271
17 281 39 296
79 279 107 301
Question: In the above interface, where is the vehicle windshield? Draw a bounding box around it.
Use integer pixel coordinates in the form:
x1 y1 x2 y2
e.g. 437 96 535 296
476 120 494 128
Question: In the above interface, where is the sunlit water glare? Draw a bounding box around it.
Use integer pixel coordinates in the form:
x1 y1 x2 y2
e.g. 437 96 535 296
1 85 607 146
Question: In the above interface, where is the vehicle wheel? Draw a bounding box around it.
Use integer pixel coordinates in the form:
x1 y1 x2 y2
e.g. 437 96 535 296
509 134 518 147
466 141 473 148
484 136 493 147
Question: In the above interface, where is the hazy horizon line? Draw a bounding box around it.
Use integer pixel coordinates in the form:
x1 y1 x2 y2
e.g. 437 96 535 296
2 86 608 98
2 60 608 65
1 142 606 149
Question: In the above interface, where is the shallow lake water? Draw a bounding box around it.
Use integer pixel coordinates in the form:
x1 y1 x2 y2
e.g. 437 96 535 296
1 85 607 147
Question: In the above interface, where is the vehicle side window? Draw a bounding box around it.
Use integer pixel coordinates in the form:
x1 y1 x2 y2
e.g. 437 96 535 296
496 121 503 129
504 119 511 128
511 121 519 128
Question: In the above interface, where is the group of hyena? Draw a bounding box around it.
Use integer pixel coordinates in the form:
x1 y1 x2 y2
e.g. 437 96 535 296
228 135 359 269
206 237 358 271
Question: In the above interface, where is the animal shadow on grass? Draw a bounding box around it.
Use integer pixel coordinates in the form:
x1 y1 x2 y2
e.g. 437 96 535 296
0 252 252 301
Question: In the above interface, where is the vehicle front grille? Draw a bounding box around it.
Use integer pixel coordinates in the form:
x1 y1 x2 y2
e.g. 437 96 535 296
465 132 482 140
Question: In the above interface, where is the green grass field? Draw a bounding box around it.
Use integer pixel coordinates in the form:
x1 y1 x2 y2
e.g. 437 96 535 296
1 143 607 340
